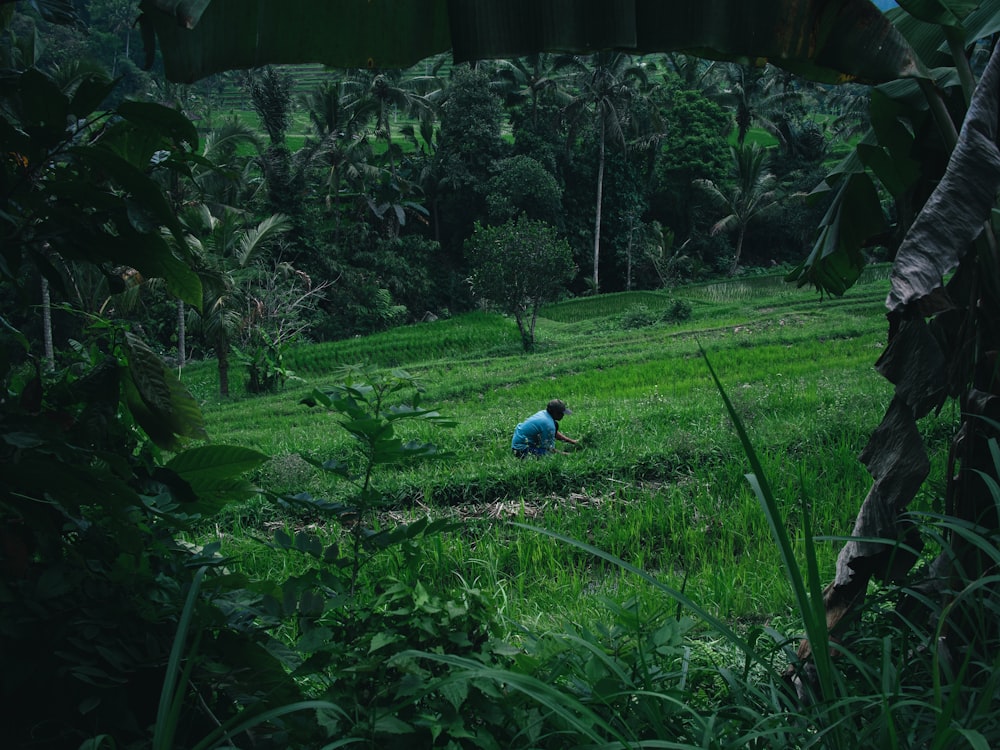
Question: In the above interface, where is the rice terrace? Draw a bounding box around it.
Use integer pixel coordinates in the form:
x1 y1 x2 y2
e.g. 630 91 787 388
186 265 938 631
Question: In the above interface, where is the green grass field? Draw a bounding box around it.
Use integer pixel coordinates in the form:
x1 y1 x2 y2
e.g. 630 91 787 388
184 268 954 638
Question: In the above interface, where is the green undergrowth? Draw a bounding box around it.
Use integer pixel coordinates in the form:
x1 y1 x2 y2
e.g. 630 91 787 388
187 270 950 630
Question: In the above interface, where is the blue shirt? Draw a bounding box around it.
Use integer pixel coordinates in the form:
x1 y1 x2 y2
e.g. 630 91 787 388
511 409 557 453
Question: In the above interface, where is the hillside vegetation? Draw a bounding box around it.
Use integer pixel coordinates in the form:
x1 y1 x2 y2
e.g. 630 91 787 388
187 268 951 629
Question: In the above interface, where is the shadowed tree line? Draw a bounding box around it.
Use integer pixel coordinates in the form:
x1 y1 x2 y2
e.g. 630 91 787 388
5 0 848 378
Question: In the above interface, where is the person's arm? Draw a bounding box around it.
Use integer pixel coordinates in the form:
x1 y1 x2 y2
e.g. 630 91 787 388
555 430 577 446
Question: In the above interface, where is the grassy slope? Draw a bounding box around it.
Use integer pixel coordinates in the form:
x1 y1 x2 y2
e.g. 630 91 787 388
186 270 954 631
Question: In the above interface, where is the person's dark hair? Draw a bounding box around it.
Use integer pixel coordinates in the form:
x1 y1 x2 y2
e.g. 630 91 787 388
547 399 571 418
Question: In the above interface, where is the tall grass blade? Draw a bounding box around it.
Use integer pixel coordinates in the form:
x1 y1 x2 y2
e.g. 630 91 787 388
509 523 768 667
154 565 207 750
193 700 348 750
698 345 844 718
398 651 635 747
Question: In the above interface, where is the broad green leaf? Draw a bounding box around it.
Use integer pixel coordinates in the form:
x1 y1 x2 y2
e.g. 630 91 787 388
373 715 414 735
68 75 118 120
117 99 200 150
139 0 453 82
5 457 140 513
71 147 184 237
954 729 991 750
343 416 390 441
2 431 44 448
297 626 333 652
126 331 177 415
869 89 919 161
856 143 919 197
961 0 1000 42
294 531 323 557
891 0 1000 66
438 679 468 711
167 444 268 481
125 332 207 449
787 172 887 295
369 632 401 653
104 230 202 308
896 0 978 27
299 388 332 409
449 1 638 63
13 68 70 145
124 376 175 451
634 0 928 85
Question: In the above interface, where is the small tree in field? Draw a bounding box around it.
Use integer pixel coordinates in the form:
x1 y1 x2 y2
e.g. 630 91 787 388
467 214 575 351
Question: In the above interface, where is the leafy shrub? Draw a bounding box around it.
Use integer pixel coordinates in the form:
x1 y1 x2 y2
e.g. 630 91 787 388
661 298 693 323
619 304 658 329
619 299 691 329
0 321 305 750
238 338 299 393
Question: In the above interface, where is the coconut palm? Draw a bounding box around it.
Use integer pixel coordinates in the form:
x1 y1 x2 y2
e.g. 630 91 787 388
706 63 807 150
89 0 138 76
147 119 263 368
492 53 574 126
346 69 434 181
693 142 782 275
561 51 650 293
299 79 379 241
195 118 265 209
184 207 293 396
826 81 872 142
662 52 719 90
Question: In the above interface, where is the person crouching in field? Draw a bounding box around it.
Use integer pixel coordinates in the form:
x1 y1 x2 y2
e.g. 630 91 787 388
511 399 578 458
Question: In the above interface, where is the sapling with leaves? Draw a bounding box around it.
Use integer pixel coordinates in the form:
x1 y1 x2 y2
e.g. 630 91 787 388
466 214 576 351
296 364 456 592
264 366 523 746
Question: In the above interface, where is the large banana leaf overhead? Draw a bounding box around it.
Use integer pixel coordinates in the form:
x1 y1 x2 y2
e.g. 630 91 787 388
138 0 926 85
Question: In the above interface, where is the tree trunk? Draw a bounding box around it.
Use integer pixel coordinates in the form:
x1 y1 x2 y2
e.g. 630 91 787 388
529 303 540 351
514 310 531 352
217 336 230 396
626 215 635 291
730 226 746 275
593 117 606 294
41 276 54 373
176 299 186 369
384 110 396 181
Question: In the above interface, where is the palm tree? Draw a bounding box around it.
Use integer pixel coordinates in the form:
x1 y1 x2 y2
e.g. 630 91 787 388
153 118 263 369
827 81 872 142
194 118 265 208
184 207 293 396
693 142 782 275
493 53 574 126
90 0 138 77
299 79 378 242
706 63 816 161
346 69 433 181
562 51 650 293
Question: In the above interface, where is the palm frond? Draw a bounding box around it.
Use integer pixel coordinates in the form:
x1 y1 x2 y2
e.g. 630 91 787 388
236 213 292 268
